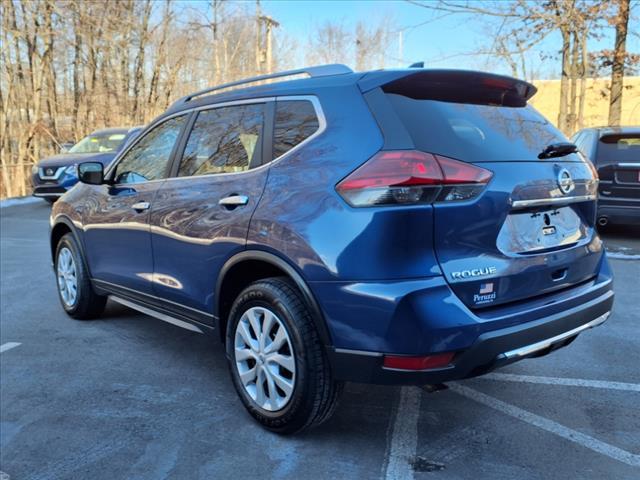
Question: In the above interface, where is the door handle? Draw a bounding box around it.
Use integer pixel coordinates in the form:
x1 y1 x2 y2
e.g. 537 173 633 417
219 195 249 207
132 201 150 212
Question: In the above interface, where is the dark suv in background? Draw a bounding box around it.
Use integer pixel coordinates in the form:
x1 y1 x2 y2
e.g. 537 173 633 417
572 126 640 227
32 127 141 202
49 65 613 433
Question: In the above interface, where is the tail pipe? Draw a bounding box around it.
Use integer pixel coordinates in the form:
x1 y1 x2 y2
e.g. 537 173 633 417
597 216 609 227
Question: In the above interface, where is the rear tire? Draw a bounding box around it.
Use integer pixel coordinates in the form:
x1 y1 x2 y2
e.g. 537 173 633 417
226 277 342 434
54 233 106 319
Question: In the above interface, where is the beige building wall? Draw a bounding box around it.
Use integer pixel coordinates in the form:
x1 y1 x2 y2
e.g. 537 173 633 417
529 76 640 135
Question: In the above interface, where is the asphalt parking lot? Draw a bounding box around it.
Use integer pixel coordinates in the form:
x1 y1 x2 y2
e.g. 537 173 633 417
1 200 639 480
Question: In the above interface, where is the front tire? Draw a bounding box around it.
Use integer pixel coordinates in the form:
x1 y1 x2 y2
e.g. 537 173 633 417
226 278 342 434
54 233 106 319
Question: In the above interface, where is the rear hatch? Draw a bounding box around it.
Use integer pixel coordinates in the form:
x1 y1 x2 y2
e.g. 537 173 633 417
595 132 640 203
361 70 602 309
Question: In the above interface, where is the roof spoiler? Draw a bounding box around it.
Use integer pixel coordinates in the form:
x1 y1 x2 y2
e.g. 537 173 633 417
358 69 537 107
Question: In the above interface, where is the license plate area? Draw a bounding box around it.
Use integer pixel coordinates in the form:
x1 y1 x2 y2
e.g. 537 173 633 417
497 206 588 255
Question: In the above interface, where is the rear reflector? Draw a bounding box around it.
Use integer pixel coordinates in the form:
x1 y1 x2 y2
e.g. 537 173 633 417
336 150 492 207
383 352 455 370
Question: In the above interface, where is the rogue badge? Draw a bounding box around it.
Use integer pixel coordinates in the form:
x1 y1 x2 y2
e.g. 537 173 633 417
451 266 497 280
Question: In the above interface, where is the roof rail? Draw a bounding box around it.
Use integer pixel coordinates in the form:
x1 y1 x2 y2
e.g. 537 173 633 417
171 64 353 108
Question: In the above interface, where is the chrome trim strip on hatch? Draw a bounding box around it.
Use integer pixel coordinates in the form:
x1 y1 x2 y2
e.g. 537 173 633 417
110 295 205 333
618 163 640 168
501 311 610 360
511 194 596 210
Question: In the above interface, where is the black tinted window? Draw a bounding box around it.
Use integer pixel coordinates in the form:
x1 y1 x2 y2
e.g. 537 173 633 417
273 100 319 159
179 104 264 177
596 134 640 165
579 132 597 160
386 93 569 162
115 116 186 184
571 132 583 149
572 131 590 159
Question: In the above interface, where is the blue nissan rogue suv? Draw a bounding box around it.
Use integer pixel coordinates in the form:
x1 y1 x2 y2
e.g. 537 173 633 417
50 65 614 433
32 127 142 202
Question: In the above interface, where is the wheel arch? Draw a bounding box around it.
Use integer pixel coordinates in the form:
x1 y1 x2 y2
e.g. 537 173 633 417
215 250 332 346
50 217 90 276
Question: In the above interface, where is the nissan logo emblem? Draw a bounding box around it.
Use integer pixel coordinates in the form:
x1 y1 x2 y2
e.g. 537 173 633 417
557 168 574 195
46 168 54 176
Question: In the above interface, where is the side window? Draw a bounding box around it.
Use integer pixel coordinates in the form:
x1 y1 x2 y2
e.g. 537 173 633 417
178 103 264 177
273 100 320 159
572 132 586 156
115 115 187 184
571 132 583 149
581 132 596 162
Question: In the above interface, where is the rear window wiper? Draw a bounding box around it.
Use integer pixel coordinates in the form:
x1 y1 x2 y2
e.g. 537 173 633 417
538 142 578 159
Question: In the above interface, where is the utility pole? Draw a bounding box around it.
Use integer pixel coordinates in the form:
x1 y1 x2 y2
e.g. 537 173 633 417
254 0 279 75
255 0 262 74
264 16 279 73
212 0 220 82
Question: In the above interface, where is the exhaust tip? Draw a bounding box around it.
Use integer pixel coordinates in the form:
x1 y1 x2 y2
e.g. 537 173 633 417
421 383 449 394
597 216 609 227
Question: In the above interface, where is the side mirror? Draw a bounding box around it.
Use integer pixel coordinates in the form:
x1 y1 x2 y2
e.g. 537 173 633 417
78 162 104 185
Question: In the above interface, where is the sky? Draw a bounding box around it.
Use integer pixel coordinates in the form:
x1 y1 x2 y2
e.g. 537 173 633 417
256 0 640 80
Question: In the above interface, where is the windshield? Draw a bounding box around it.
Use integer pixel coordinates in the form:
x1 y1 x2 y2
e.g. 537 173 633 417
69 132 127 154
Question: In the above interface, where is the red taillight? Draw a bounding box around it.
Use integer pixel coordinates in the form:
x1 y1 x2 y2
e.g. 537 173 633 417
336 151 443 191
336 150 492 207
436 155 493 184
383 352 455 371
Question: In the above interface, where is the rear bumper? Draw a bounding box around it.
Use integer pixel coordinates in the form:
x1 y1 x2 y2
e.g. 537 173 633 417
327 289 612 384
597 201 640 225
318 254 614 385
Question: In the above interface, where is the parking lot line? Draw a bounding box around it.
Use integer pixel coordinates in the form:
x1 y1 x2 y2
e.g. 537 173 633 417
0 342 21 353
449 383 640 468
606 251 640 260
480 372 640 392
384 386 421 480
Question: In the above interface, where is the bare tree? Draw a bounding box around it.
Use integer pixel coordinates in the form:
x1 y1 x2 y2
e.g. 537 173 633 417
0 0 396 198
408 0 612 134
305 21 352 66
608 0 631 126
355 20 394 70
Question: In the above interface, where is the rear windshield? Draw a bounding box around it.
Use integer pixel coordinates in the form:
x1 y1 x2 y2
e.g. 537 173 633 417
596 134 640 165
386 93 569 162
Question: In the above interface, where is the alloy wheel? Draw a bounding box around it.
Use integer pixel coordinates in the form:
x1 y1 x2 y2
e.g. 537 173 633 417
57 247 78 307
234 306 296 411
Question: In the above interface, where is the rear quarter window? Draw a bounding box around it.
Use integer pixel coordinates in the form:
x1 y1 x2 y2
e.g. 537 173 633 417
386 93 568 162
273 100 320 159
